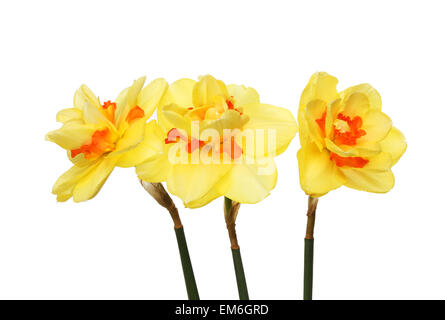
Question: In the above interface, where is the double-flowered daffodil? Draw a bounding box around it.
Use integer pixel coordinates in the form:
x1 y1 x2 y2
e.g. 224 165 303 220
46 77 168 202
297 72 406 197
136 75 297 208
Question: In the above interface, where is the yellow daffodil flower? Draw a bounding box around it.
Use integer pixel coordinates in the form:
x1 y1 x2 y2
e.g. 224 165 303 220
136 75 297 208
297 72 407 197
46 77 168 202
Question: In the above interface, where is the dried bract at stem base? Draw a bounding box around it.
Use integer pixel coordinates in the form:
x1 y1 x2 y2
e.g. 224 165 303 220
140 180 183 229
224 197 241 249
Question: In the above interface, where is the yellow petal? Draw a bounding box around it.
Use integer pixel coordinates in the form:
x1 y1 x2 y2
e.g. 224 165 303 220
118 121 164 168
158 79 196 131
184 179 227 208
340 83 382 111
363 152 393 172
56 108 83 123
224 158 277 204
300 72 339 109
45 122 98 150
305 99 326 150
113 117 146 154
201 109 249 136
192 75 228 107
161 103 191 132
115 77 146 129
297 142 345 196
325 138 381 158
73 84 101 110
67 151 91 167
360 110 392 143
137 151 172 183
340 167 395 193
227 84 260 106
72 156 118 202
341 92 370 119
299 72 339 145
242 103 298 157
162 78 196 106
56 186 75 202
325 99 342 138
137 78 168 118
52 162 98 195
166 163 231 204
379 127 407 165
115 87 129 119
73 85 109 125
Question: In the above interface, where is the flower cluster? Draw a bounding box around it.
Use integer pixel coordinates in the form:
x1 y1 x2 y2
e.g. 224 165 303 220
47 73 405 204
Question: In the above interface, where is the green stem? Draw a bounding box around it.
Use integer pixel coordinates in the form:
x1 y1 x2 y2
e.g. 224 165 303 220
303 196 318 300
304 238 314 300
224 196 249 300
139 181 199 300
175 226 200 300
232 248 249 300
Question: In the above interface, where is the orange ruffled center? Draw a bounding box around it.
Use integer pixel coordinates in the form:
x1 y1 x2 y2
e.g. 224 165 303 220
164 128 242 159
71 101 145 159
71 128 115 160
316 111 369 168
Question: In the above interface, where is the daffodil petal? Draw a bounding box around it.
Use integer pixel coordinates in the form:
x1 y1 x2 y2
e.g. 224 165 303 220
137 151 172 183
184 179 228 208
137 78 168 118
242 103 297 157
56 108 83 123
363 152 393 172
45 122 98 150
118 121 164 167
162 78 196 106
113 117 146 154
52 161 99 196
192 75 228 107
297 142 345 196
227 84 260 106
340 167 395 193
360 110 392 143
299 72 339 145
201 109 249 135
379 127 407 165
158 79 196 131
325 138 381 158
72 156 118 202
67 151 91 167
224 158 277 204
305 99 326 150
166 163 231 204
73 84 101 110
73 85 113 127
161 103 191 132
300 72 339 109
342 92 370 119
325 99 342 138
340 83 382 111
115 77 146 129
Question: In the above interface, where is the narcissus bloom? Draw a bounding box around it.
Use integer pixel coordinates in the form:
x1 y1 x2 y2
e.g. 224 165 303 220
46 77 167 202
297 72 406 197
137 75 297 208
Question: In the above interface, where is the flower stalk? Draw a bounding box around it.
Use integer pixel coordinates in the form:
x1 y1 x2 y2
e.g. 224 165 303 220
224 197 249 300
140 180 199 300
304 196 318 300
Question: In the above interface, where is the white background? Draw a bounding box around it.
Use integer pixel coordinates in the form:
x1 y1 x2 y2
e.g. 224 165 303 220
0 0 443 300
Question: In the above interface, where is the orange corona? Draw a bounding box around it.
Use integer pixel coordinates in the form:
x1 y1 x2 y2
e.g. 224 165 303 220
316 110 369 168
70 128 115 160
